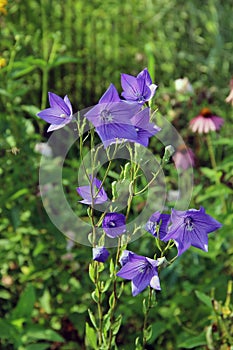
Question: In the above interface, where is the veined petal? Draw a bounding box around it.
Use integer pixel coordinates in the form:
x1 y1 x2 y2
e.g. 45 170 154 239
175 238 192 256
131 108 150 126
76 185 92 203
110 101 140 122
145 212 170 240
99 84 121 103
121 73 139 97
116 259 147 280
131 268 154 295
64 95 73 115
137 68 152 85
96 122 138 147
48 92 71 116
137 77 151 100
190 229 208 252
37 109 70 125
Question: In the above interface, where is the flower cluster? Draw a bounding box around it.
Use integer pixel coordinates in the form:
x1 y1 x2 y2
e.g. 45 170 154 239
75 173 221 295
145 207 222 256
37 68 222 297
37 68 160 148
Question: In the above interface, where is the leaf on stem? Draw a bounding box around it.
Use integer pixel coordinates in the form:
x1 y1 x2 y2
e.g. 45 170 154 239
85 323 97 349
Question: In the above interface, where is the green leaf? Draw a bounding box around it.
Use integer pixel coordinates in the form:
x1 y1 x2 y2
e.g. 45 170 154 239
85 323 97 349
24 343 51 350
142 299 147 315
148 321 167 344
88 309 97 330
103 312 111 333
9 188 29 201
111 315 122 336
111 181 118 200
109 292 115 308
109 258 115 277
0 289 11 299
0 319 21 346
135 336 143 350
123 162 131 180
22 105 40 117
50 56 81 68
39 289 52 314
91 290 98 303
24 326 64 342
11 284 36 320
200 167 222 182
10 66 38 79
195 290 213 309
101 279 112 293
178 332 207 348
89 263 95 283
143 325 152 342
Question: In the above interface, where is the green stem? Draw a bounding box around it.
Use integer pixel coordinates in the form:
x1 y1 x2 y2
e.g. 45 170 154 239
135 161 163 196
94 261 103 346
41 67 49 110
142 287 153 348
107 237 122 349
206 134 217 171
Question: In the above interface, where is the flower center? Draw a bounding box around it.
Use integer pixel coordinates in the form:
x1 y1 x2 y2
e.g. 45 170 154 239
184 216 194 231
100 109 113 123
60 113 67 118
200 107 212 118
136 93 145 103
109 221 116 227
139 262 153 274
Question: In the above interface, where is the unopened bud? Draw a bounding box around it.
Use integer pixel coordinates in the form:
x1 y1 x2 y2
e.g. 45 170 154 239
163 145 175 164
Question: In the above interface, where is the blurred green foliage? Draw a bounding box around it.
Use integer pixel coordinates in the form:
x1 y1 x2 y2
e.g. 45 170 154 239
0 0 233 349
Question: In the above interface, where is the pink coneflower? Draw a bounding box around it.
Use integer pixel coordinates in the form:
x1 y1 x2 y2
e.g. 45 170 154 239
225 77 233 107
189 108 224 134
173 144 195 170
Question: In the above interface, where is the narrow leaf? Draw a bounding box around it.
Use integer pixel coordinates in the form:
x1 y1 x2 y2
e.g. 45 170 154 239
85 323 97 349
195 290 212 309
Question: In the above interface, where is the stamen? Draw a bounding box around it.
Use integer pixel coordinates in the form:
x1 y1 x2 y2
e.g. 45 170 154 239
109 221 116 227
184 216 194 231
100 109 113 122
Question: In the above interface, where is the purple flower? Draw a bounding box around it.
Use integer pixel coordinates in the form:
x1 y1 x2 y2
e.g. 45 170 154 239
92 247 110 262
102 213 126 238
117 252 162 296
119 250 135 266
37 92 73 132
172 145 195 170
145 212 170 240
85 84 140 147
121 68 157 104
163 207 222 256
76 176 108 205
130 108 160 147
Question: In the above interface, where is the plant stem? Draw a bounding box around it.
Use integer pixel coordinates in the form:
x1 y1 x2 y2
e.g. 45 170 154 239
40 0 49 110
142 287 153 348
94 261 103 347
206 134 217 171
107 237 122 349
